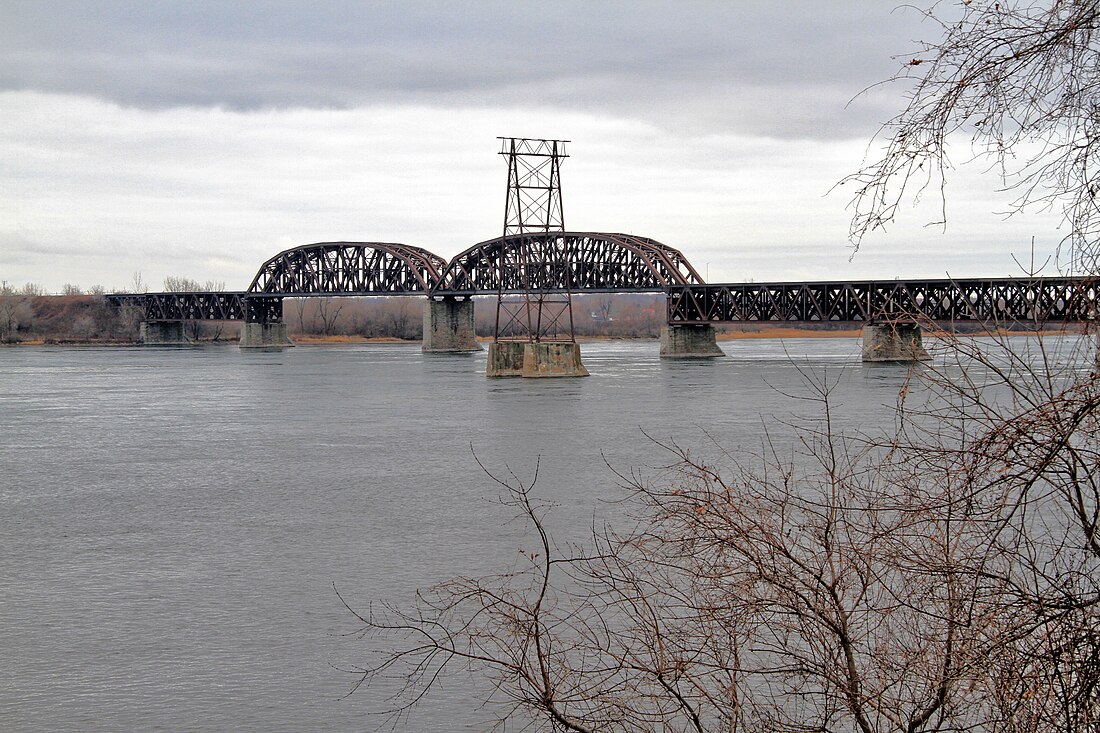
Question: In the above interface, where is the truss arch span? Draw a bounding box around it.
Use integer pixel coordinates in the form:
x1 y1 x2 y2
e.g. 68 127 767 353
247 242 447 295
436 231 705 295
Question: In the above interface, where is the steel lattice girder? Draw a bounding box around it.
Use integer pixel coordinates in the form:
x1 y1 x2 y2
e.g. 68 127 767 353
244 297 284 323
666 279 1099 324
105 292 246 321
105 293 284 323
247 242 447 295
439 232 704 295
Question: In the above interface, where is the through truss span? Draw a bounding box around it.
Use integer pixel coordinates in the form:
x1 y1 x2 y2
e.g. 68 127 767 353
439 232 704 295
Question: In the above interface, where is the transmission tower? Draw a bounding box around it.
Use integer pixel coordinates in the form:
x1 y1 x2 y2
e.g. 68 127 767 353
493 137 577 343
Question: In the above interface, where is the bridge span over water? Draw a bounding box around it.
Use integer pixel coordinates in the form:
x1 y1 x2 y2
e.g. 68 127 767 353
107 234 1097 359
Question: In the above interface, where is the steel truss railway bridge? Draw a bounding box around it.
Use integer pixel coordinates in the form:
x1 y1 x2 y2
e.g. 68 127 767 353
107 233 1098 360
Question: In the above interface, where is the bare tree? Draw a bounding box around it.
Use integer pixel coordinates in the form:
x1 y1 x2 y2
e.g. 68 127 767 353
0 293 33 341
160 276 227 340
846 1 1100 273
345 333 1100 730
594 295 613 322
349 385 960 732
163 276 225 292
1 282 40 341
840 7 1100 720
291 297 308 334
315 297 345 336
130 271 147 294
843 10 1100 721
385 299 417 340
888 329 1100 731
163 275 197 292
342 4 1100 730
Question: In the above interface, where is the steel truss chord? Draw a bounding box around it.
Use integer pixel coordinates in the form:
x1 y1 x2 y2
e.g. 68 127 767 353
439 231 704 295
248 242 446 295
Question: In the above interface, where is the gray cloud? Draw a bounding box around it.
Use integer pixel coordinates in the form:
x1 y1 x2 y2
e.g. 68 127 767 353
0 1 933 138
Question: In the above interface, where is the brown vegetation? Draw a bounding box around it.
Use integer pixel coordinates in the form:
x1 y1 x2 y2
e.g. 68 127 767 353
283 294 667 341
0 294 141 344
0 293 667 345
6 291 1073 346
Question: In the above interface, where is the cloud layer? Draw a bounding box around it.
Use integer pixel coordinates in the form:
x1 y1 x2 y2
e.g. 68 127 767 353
1 92 1064 292
0 3 1067 292
1 2 928 138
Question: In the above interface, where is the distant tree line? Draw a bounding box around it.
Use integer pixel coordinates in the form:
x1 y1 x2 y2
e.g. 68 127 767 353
285 294 667 340
0 280 671 344
0 291 141 344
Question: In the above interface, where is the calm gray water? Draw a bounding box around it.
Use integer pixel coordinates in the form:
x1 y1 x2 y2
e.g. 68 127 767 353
0 337 1084 731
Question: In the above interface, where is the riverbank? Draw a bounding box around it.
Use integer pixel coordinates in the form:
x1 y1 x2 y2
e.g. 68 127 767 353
4 328 1080 347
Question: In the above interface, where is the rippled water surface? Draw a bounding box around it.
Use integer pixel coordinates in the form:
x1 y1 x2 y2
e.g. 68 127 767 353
0 337 1087 730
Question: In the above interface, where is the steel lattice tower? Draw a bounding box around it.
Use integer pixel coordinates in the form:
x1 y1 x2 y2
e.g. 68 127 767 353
493 137 576 343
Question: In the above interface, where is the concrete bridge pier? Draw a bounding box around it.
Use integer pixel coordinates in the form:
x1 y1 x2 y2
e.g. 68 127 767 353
486 341 526 376
486 340 589 378
659 324 725 358
239 297 294 348
861 322 930 362
140 321 187 345
240 322 293 348
422 296 481 352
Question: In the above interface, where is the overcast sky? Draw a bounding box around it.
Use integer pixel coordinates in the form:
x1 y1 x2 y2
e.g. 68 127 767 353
0 1 1069 292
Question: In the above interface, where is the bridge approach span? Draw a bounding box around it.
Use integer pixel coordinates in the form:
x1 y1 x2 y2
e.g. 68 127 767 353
108 291 282 322
667 278 1098 324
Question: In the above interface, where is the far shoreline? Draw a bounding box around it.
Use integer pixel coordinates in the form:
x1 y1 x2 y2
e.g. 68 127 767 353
1 326 1084 347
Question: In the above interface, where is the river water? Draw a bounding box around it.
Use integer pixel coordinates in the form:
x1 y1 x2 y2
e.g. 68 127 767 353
0 337 1088 731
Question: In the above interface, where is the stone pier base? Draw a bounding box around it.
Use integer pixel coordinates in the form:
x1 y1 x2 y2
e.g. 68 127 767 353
522 342 589 378
239 322 294 348
487 341 589 378
487 341 527 377
422 297 480 352
861 323 930 362
140 321 186 345
659 324 725 358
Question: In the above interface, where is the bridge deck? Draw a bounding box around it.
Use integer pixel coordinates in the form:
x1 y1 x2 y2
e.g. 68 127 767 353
108 277 1097 325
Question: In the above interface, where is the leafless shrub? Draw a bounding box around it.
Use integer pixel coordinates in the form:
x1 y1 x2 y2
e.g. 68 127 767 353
342 4 1100 727
846 1 1100 272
